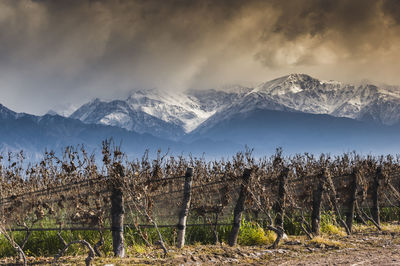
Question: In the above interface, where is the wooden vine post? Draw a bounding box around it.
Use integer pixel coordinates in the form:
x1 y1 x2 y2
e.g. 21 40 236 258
345 168 358 233
228 168 252 247
274 167 289 230
371 167 382 226
311 169 326 235
268 167 289 248
325 169 351 235
177 167 193 248
110 178 125 258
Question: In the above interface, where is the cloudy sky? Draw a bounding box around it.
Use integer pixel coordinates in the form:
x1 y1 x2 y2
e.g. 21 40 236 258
1 0 400 115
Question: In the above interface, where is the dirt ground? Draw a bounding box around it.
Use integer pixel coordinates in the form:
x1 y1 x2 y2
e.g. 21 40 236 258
2 224 400 265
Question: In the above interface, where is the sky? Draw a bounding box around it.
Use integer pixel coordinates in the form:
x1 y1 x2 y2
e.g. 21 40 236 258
0 0 400 115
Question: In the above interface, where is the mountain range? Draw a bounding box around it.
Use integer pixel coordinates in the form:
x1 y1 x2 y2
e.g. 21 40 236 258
2 74 400 160
70 74 400 137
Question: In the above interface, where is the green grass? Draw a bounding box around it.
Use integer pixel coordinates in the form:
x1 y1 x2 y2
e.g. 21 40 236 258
1 208 399 257
0 229 113 257
0 220 269 257
380 207 400 222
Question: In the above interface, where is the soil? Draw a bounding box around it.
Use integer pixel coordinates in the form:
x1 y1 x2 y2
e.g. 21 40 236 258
2 225 400 265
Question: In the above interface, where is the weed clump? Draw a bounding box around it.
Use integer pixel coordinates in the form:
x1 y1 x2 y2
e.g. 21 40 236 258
321 223 346 236
238 221 276 246
309 236 343 248
320 213 346 236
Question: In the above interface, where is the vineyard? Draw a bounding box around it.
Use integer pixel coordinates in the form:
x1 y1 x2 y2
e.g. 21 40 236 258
1 142 400 265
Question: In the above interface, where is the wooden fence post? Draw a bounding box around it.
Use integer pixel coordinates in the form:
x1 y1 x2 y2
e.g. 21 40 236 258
177 167 193 248
371 167 382 226
345 169 358 233
311 169 326 235
228 168 252 247
274 167 289 230
111 184 125 258
325 169 351 235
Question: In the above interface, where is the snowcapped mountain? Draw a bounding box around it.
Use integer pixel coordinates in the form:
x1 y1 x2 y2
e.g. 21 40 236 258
194 74 400 134
3 73 400 159
70 98 186 140
70 87 249 138
70 74 400 140
247 74 400 125
126 89 216 132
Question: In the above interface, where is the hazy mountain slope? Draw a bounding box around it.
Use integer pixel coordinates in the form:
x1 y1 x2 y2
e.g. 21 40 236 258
0 104 18 119
187 108 400 155
0 113 178 159
2 100 400 159
192 96 297 135
0 104 241 160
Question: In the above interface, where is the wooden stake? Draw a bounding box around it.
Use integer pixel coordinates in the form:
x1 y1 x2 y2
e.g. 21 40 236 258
311 170 326 235
111 184 125 257
177 167 193 248
345 169 358 233
371 167 382 226
228 168 252 247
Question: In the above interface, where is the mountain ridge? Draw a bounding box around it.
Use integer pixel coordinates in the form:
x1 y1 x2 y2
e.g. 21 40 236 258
1 99 400 160
0 105 243 160
68 74 400 140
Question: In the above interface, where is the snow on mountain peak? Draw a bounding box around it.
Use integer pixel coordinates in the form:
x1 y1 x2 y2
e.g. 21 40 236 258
126 88 216 132
253 73 317 95
70 74 400 140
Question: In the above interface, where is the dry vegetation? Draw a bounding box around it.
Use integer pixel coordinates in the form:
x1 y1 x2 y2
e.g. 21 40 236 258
1 142 400 265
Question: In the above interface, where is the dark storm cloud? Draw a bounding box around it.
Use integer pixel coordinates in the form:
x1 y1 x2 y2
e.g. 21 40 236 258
270 0 379 39
0 0 399 114
256 0 400 67
382 0 400 24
